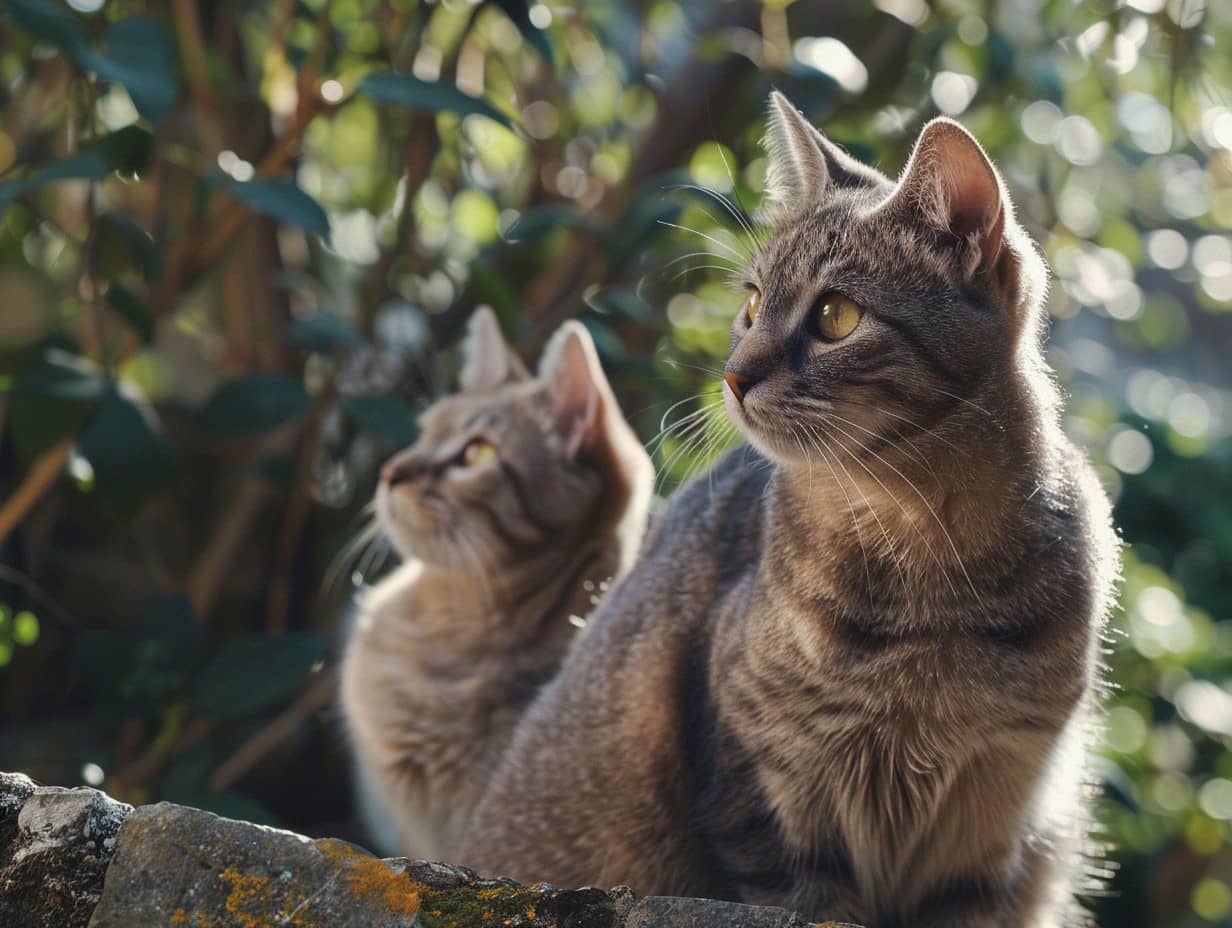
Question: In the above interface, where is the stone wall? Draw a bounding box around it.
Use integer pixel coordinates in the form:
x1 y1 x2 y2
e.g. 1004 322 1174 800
0 772 840 928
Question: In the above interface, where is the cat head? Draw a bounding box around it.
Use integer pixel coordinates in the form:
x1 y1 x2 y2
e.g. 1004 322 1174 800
724 92 1047 467
377 308 652 575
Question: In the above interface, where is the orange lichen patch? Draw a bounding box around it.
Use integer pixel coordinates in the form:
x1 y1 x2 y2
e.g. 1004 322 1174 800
475 888 504 901
525 906 537 920
316 839 422 917
169 910 190 925
218 866 286 928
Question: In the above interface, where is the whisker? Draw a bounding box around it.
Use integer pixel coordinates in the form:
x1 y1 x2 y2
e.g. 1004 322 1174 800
657 220 749 263
822 416 976 602
663 250 740 271
802 424 874 599
663 181 760 244
809 424 910 596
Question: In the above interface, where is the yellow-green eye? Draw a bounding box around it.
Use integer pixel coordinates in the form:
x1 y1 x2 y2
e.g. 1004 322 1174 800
462 440 496 467
743 287 762 324
815 293 863 340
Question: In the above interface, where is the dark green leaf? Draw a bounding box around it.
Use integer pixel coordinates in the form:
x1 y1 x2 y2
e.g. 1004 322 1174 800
194 634 328 719
587 288 655 323
341 394 418 447
0 153 107 216
288 311 363 353
197 374 311 436
7 351 104 456
105 283 154 342
77 384 176 510
134 594 201 675
220 177 331 237
85 17 180 124
1 0 89 57
89 125 155 175
161 743 212 802
491 0 554 63
357 72 514 129
92 214 162 281
503 205 604 243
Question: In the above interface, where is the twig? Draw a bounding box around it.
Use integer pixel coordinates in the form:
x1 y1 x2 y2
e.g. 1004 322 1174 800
186 478 280 620
109 718 216 797
266 393 331 633
0 437 73 545
209 670 335 792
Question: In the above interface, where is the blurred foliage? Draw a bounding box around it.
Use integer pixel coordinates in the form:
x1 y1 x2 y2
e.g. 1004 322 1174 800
0 0 1229 924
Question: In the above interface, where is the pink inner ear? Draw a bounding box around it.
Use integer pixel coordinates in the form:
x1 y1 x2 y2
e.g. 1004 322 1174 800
941 159 1001 239
913 124 1007 273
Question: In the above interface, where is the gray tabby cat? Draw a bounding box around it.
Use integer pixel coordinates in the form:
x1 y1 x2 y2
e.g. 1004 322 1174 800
460 94 1118 928
340 308 652 861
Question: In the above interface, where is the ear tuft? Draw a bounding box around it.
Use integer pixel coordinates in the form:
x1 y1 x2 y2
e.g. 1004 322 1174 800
538 321 604 459
889 117 1007 277
763 91 831 214
762 92 888 220
459 307 528 392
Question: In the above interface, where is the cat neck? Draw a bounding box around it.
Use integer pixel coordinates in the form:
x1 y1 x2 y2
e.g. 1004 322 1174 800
771 365 1059 568
379 530 623 652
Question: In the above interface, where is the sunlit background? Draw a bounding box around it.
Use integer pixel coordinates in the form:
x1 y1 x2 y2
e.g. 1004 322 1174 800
0 1 1229 925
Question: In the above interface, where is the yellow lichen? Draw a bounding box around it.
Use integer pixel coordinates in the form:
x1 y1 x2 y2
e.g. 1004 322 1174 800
169 910 189 926
316 839 422 917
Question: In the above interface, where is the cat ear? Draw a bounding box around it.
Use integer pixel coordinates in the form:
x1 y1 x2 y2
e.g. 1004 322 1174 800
537 321 606 459
763 91 884 214
884 117 1009 280
459 307 529 392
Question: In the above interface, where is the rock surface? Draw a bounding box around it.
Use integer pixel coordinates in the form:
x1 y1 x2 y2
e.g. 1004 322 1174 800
0 773 132 928
1 772 841 927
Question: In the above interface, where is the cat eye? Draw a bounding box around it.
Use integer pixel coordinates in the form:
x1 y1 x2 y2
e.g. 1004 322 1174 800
814 293 863 341
743 287 762 324
461 439 497 467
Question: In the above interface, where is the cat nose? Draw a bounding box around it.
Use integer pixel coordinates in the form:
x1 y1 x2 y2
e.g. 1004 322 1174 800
381 454 425 487
724 370 762 404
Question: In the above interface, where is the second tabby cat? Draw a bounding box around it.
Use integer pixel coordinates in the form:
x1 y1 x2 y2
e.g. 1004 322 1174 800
340 309 652 861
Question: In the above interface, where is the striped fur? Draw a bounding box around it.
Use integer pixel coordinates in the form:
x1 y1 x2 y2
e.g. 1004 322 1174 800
340 311 652 860
460 97 1118 927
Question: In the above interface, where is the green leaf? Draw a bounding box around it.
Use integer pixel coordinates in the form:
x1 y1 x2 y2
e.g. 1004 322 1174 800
219 177 331 237
105 283 154 342
92 214 163 281
194 634 328 719
7 351 105 456
491 0 554 63
89 125 155 175
588 288 655 323
197 374 311 436
357 72 514 129
341 394 418 447
0 152 107 216
84 17 180 124
76 384 177 510
1 0 90 57
288 311 364 353
134 593 201 676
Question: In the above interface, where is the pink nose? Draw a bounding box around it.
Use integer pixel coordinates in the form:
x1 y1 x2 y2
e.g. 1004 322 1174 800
725 371 755 403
